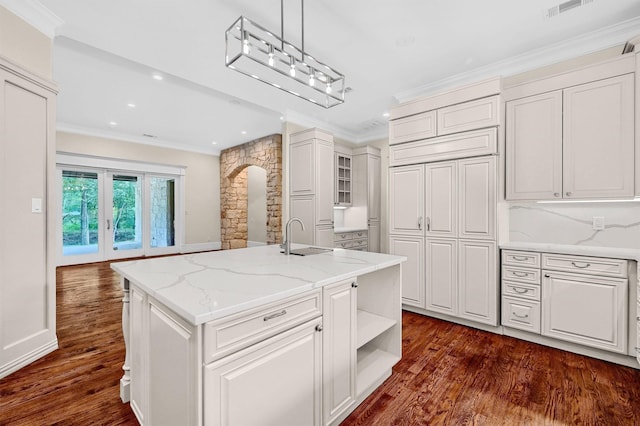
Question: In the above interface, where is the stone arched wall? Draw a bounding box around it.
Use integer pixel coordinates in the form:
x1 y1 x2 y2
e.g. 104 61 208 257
220 134 282 250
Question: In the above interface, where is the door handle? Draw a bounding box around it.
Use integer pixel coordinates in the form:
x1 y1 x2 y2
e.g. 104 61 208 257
426 217 430 231
418 216 423 230
106 219 111 230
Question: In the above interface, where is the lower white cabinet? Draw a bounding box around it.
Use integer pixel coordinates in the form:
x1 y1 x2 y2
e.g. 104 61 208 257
425 238 497 326
322 280 357 425
389 235 425 308
542 271 628 354
204 318 323 426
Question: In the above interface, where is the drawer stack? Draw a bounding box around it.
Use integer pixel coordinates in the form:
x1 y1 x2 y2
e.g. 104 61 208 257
334 230 368 251
501 250 541 333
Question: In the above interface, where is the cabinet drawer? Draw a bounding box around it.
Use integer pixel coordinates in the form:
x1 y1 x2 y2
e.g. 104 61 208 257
389 111 436 145
502 266 540 284
389 128 497 166
542 253 627 278
352 238 368 247
353 230 368 239
502 297 541 334
334 240 353 249
334 232 353 241
502 280 540 301
502 250 541 268
204 290 322 363
437 95 499 136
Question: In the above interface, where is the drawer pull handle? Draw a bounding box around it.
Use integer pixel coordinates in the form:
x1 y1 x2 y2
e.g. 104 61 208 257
571 261 591 269
263 310 287 321
513 287 530 294
512 312 529 319
544 274 550 278
512 271 529 278
512 256 529 261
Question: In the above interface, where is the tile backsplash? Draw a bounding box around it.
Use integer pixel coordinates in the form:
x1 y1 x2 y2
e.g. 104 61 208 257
509 202 640 249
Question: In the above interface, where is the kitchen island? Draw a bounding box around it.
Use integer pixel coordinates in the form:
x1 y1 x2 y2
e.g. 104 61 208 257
112 244 405 426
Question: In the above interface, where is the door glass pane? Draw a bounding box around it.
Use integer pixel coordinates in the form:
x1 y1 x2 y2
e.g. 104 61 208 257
149 177 176 248
62 170 99 256
112 175 142 251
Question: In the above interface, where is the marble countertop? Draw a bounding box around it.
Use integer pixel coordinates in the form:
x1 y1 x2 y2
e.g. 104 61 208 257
334 227 368 233
111 244 405 326
500 242 640 262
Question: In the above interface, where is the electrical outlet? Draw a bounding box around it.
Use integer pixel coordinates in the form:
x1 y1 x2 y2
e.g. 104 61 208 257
592 216 605 230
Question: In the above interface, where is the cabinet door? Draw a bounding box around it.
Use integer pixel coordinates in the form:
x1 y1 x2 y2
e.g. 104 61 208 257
563 74 635 199
205 318 322 426
542 271 627 353
367 221 380 253
458 240 497 325
290 140 315 195
389 110 436 145
367 154 381 222
335 153 352 207
316 140 335 225
315 225 335 248
148 300 198 426
505 91 563 200
425 238 457 316
322 280 356 425
425 161 456 238
389 235 424 308
389 165 424 236
290 196 315 245
458 156 496 240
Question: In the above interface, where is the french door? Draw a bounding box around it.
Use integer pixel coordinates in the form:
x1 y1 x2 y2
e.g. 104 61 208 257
58 167 179 265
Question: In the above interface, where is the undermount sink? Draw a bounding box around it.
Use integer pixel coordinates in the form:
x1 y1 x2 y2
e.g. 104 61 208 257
287 247 333 256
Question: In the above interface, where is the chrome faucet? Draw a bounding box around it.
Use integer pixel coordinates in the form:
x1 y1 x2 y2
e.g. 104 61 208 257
281 217 305 255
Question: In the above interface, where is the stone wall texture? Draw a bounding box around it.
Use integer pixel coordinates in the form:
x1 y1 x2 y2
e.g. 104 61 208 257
220 134 282 250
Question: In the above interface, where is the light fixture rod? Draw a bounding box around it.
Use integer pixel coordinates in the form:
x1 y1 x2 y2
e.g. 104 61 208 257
280 0 284 51
301 0 304 62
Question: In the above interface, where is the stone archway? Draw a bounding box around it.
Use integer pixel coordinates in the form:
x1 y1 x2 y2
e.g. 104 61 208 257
220 134 282 250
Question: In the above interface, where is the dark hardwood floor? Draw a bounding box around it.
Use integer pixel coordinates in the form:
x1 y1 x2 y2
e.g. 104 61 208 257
1 261 639 425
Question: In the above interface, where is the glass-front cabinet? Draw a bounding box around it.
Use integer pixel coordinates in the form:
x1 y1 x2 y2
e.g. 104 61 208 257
335 153 352 206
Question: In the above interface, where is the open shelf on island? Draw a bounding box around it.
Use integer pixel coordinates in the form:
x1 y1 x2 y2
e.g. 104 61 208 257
356 345 401 396
357 309 397 349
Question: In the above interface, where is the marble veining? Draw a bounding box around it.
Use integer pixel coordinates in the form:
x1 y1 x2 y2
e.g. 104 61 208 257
509 202 640 249
111 244 405 325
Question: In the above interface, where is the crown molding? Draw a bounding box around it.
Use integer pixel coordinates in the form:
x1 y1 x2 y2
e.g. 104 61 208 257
56 122 220 156
0 0 63 39
283 110 388 144
395 16 640 103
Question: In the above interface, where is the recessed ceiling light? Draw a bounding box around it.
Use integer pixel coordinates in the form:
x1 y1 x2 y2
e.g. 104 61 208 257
152 74 163 81
279 116 285 121
211 141 218 145
241 131 247 135
382 112 390 118
127 103 136 108
109 121 118 127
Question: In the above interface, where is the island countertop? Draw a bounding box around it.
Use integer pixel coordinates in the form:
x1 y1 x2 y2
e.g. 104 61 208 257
111 244 405 326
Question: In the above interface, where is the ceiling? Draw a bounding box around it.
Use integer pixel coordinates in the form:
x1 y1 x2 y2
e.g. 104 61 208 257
9 0 640 154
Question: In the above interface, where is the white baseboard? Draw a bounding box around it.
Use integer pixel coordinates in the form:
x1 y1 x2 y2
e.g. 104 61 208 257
180 242 221 253
0 339 58 379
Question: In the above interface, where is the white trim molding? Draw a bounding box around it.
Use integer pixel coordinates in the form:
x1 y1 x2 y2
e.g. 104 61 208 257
0 0 63 38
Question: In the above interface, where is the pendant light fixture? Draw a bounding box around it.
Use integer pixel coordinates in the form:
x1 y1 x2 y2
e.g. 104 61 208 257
225 0 346 108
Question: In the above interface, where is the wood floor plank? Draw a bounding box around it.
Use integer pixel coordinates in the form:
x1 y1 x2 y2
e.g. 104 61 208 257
1 261 639 425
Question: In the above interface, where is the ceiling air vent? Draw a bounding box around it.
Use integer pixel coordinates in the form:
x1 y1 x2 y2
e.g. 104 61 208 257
142 133 157 138
546 0 593 18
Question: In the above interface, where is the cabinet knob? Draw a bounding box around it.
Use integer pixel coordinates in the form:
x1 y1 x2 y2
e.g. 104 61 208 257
315 324 323 332
544 274 550 278
553 193 560 197
351 282 358 288
565 192 572 197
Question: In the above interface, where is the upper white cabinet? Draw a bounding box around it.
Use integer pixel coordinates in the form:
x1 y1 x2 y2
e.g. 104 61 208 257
505 58 635 200
436 96 499 136
335 152 352 206
290 129 334 245
389 111 436 145
389 164 424 236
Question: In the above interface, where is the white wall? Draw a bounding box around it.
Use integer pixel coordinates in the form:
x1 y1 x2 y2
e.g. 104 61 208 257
247 165 267 245
56 132 221 247
509 202 640 249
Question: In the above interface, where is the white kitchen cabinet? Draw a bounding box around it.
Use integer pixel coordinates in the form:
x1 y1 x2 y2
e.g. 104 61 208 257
425 238 457 316
290 129 334 244
436 95 499 136
367 222 380 253
425 161 457 238
389 110 436 145
389 235 425 308
0 58 58 379
205 318 323 426
335 152 352 206
542 271 627 354
562 74 635 199
322 280 357 425
389 164 424 236
458 156 496 240
353 146 381 252
505 73 635 200
505 91 563 200
316 225 336 248
458 240 497 325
